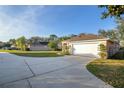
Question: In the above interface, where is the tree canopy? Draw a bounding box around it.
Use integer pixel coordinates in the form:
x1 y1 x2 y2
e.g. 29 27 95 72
98 29 119 41
49 34 58 41
48 41 58 51
16 36 27 51
99 5 124 19
98 18 124 47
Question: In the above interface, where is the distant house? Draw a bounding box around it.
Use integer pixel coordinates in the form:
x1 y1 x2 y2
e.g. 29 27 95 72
62 34 120 58
29 41 51 51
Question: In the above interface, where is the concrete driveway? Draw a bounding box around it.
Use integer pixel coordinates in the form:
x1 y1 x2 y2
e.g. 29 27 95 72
0 52 112 88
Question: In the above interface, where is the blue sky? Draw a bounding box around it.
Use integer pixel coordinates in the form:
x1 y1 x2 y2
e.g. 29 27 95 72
0 5 116 41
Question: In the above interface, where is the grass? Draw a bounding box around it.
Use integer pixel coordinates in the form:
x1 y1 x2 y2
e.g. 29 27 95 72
0 50 63 57
87 59 124 88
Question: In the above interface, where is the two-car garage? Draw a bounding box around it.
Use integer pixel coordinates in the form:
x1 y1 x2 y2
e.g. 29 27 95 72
71 41 99 57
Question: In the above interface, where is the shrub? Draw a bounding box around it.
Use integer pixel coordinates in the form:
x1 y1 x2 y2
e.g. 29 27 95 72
98 44 107 59
98 52 107 59
62 45 70 55
48 41 58 51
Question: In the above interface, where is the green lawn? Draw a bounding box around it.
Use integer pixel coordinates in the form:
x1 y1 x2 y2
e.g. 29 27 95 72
87 59 124 88
0 50 63 57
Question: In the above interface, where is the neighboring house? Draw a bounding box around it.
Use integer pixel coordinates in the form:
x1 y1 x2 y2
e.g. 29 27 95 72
10 45 17 50
29 42 51 51
62 34 120 58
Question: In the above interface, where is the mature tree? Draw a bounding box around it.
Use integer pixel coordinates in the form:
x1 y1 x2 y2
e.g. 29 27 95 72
59 36 71 41
0 42 11 49
116 18 124 46
99 5 124 46
98 17 124 47
28 36 50 45
116 18 124 39
98 29 119 41
48 41 58 50
49 34 58 40
29 36 42 44
98 29 108 37
9 39 16 46
99 5 124 19
26 39 32 45
16 36 27 51
107 30 119 41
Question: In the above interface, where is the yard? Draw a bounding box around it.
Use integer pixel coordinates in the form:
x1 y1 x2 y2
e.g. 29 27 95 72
0 50 63 57
87 59 124 88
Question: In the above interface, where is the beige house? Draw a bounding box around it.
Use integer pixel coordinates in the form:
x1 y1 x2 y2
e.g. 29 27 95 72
62 34 120 58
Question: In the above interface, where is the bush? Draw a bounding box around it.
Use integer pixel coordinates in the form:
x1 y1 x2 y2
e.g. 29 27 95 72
99 44 106 52
48 41 58 51
98 44 107 59
62 45 70 55
98 52 107 59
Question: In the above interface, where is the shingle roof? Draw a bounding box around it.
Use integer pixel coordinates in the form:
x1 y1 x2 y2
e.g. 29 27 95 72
66 34 105 42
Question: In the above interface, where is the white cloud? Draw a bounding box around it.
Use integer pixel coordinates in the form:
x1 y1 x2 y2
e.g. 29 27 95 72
0 6 45 42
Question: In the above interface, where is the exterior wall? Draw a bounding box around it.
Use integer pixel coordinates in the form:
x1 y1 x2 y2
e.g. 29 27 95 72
30 45 51 51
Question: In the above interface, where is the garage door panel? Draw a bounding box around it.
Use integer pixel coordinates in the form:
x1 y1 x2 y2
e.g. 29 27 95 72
73 43 98 55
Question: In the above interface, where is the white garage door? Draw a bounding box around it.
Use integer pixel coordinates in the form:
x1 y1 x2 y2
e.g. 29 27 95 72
73 43 98 56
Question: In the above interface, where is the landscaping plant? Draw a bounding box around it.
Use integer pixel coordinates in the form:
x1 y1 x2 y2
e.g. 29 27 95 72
62 45 70 55
98 44 107 59
48 41 58 51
